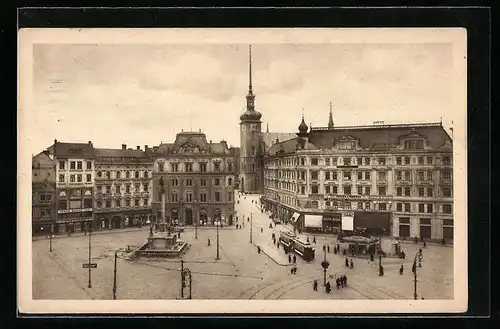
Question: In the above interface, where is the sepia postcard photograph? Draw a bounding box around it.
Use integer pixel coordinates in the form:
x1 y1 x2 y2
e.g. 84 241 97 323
18 27 467 314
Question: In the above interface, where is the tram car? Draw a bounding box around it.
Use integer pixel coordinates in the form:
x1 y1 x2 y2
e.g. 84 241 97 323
278 231 316 262
278 231 296 250
292 237 315 262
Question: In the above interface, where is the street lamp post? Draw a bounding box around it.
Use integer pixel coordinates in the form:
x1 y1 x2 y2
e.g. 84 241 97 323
112 250 117 300
194 200 198 239
49 234 53 252
321 244 330 286
179 199 185 228
88 229 92 288
249 213 253 244
215 220 220 260
412 249 423 300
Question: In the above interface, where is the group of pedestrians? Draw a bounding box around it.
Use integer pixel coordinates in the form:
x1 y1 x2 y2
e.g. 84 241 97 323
335 275 348 289
345 257 354 269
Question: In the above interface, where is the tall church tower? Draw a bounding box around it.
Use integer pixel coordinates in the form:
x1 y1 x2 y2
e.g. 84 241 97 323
239 45 263 194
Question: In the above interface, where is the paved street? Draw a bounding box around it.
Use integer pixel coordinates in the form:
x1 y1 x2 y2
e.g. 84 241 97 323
32 192 453 300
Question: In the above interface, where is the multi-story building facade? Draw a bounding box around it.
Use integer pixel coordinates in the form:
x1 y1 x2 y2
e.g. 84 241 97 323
93 144 153 230
262 115 454 241
47 140 95 233
151 131 237 227
32 150 57 235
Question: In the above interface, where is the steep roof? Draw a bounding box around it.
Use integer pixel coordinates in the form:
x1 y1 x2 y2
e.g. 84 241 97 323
261 132 298 151
308 122 451 150
46 140 94 158
265 122 452 157
32 151 55 168
94 148 148 158
151 131 233 156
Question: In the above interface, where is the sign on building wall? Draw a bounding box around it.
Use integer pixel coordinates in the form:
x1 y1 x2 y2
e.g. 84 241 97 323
57 208 93 214
341 214 354 231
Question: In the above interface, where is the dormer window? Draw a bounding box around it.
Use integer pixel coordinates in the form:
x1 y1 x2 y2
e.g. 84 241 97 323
403 139 425 150
335 136 358 150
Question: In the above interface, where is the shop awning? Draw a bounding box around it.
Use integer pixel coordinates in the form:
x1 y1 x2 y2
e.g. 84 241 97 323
290 212 300 223
304 215 322 228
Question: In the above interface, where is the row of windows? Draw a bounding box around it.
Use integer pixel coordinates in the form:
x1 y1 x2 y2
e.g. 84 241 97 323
96 198 149 208
267 182 452 198
157 162 233 173
59 160 92 171
36 208 53 217
266 169 452 181
165 177 233 187
266 155 451 167
36 193 52 201
98 183 149 194
96 170 150 179
59 173 92 183
162 191 233 203
304 200 452 213
58 199 93 209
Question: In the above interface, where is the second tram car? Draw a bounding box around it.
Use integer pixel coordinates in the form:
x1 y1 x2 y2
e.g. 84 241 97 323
278 231 316 262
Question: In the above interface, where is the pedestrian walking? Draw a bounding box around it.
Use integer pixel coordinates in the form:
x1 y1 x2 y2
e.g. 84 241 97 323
327 245 330 253
336 278 340 289
290 267 294 275
325 281 331 293
307 237 310 243
313 236 316 244
334 247 338 255
423 242 427 248
288 254 292 263
370 253 374 262
323 245 326 252
337 244 340 250
313 279 318 291
399 264 404 275
350 259 354 269
343 275 347 287
345 257 349 267
207 238 211 246
293 254 297 263
261 227 263 234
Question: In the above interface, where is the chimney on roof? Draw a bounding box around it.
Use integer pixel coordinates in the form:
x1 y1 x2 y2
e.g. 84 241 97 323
122 144 126 150
210 140 212 143
42 150 49 155
88 141 92 145
136 146 140 150
144 145 148 151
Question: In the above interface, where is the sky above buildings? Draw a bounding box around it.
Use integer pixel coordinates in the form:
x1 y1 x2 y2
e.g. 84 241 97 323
31 41 455 153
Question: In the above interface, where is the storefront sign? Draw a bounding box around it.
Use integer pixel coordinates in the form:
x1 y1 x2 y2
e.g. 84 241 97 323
57 208 93 214
56 217 93 223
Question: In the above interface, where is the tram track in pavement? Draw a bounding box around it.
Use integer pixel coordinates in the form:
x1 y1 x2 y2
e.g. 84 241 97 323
266 279 313 300
243 276 284 299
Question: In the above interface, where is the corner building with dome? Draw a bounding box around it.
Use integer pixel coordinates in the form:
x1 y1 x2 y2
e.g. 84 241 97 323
241 46 454 242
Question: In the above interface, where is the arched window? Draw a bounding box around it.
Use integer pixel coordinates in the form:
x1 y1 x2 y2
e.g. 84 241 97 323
106 171 111 179
97 171 102 178
135 171 140 178
126 171 130 178
116 171 121 179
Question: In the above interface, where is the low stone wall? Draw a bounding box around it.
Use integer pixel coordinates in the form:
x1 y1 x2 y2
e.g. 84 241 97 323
134 241 189 258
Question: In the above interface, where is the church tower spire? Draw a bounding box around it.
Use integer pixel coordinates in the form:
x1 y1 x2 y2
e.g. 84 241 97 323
266 122 269 133
246 45 255 111
328 101 334 129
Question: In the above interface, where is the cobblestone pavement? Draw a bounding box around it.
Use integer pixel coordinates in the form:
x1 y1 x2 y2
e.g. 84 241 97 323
32 192 454 300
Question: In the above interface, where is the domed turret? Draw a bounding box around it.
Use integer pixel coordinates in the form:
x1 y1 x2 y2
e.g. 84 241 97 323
298 116 308 133
240 108 262 121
